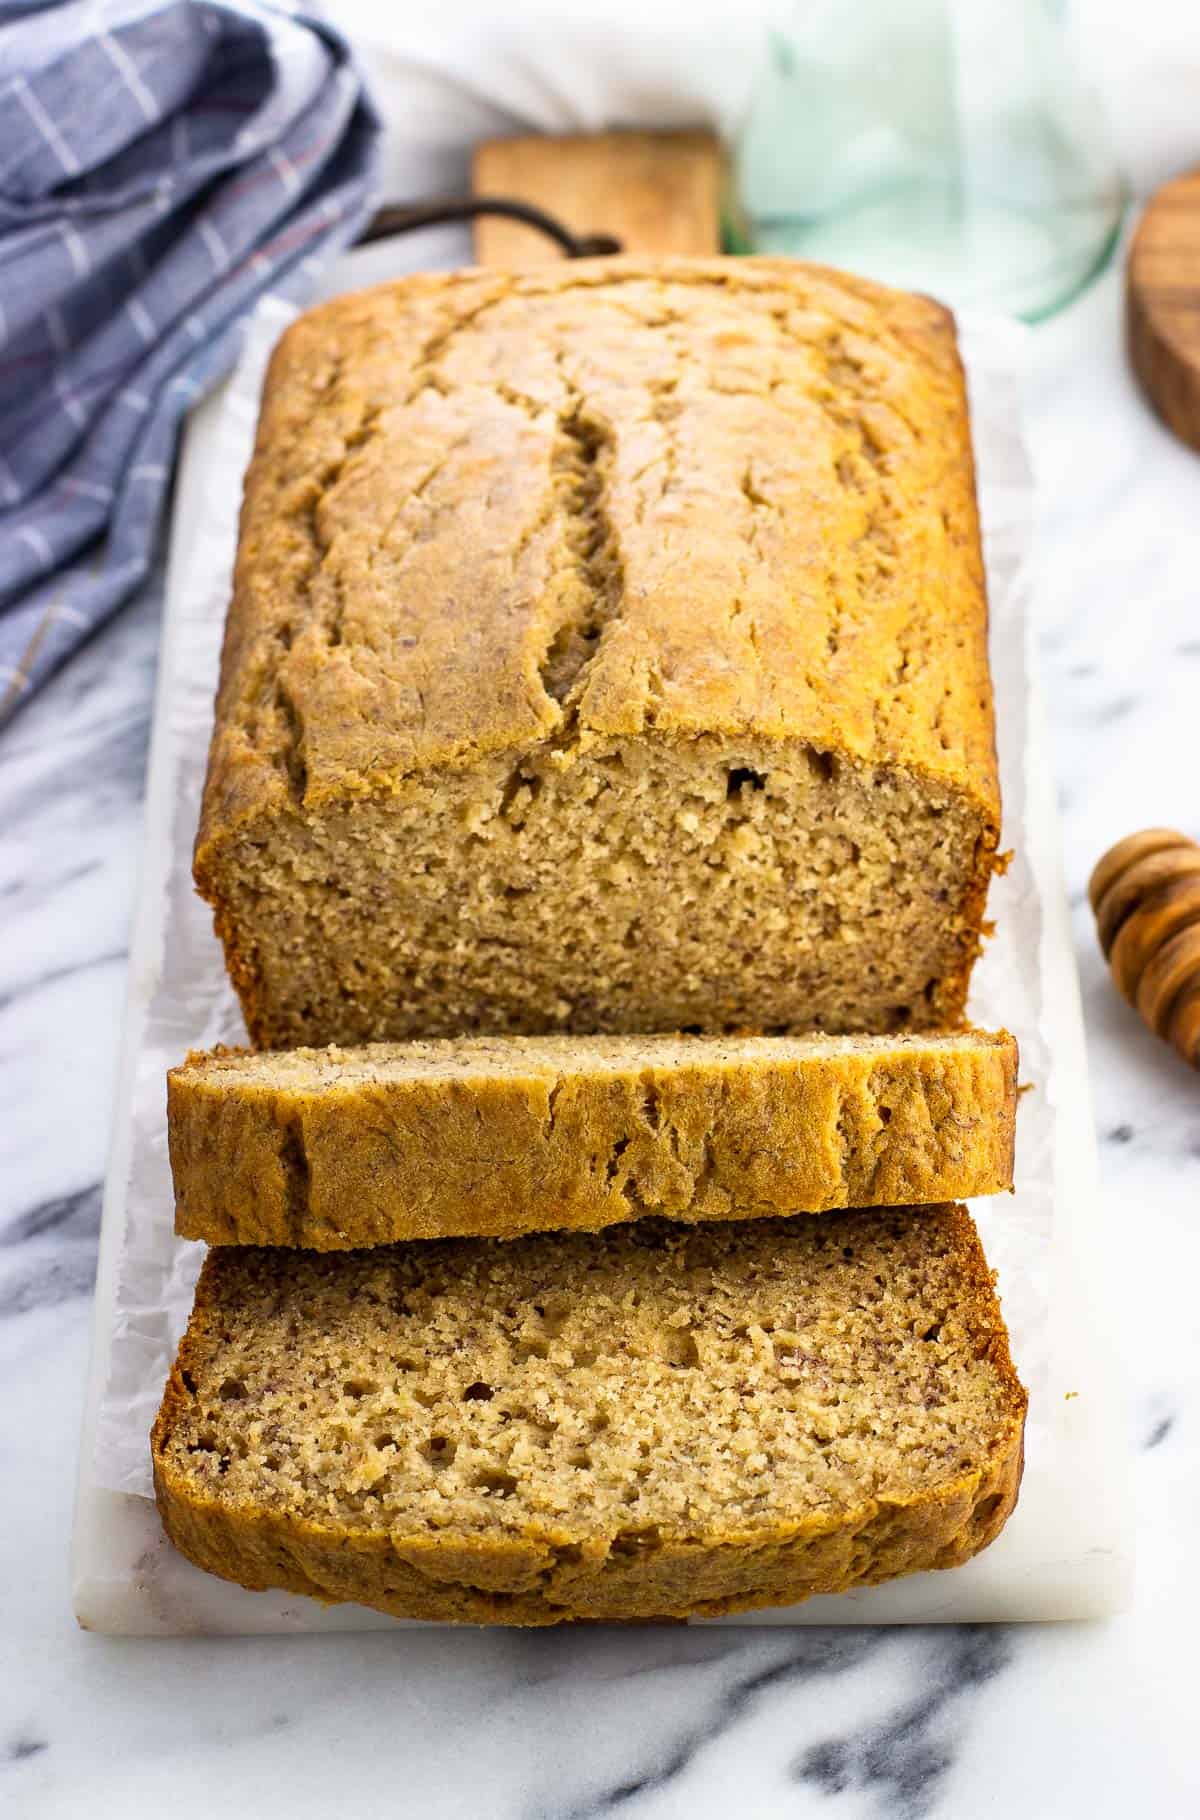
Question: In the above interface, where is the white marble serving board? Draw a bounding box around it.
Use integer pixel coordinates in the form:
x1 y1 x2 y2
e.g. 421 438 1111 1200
71 245 1133 1634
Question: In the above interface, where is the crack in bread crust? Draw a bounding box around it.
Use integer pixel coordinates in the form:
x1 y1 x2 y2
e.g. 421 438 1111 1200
538 402 623 709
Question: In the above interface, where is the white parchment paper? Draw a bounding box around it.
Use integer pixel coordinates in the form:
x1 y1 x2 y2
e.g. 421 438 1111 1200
92 279 1047 1504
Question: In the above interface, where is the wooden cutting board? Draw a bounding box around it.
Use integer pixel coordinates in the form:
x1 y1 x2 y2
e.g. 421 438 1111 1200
471 130 722 266
1128 168 1200 453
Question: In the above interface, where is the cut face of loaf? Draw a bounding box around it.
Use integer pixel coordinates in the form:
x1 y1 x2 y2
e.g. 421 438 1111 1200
195 259 999 1047
152 1205 1026 1625
206 739 995 1046
168 1029 1018 1248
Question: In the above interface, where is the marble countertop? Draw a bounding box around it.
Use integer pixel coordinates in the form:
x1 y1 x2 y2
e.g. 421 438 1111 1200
2 252 1199 1817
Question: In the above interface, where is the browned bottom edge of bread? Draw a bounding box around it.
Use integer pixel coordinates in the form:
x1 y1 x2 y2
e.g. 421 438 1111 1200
152 1205 1026 1625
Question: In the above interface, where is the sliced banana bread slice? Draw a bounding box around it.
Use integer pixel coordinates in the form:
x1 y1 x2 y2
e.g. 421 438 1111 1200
152 1205 1026 1625
168 1028 1017 1248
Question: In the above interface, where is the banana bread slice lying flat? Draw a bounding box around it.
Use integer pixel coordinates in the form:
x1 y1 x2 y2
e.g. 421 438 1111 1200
152 1205 1026 1625
168 1029 1017 1248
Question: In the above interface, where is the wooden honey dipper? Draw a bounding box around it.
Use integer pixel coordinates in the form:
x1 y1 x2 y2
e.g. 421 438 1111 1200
1088 829 1200 1069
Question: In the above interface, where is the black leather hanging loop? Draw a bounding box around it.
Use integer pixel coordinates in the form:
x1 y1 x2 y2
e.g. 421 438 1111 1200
358 195 622 258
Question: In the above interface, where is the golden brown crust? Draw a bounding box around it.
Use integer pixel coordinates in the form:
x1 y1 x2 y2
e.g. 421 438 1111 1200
151 1206 1026 1625
168 1030 1018 1248
194 257 999 1048
197 257 996 851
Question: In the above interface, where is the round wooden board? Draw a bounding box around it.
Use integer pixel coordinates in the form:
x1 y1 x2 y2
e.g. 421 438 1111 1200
1128 167 1200 453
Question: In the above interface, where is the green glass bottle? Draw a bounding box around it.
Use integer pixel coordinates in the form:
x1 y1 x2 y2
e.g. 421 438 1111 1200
730 0 1124 320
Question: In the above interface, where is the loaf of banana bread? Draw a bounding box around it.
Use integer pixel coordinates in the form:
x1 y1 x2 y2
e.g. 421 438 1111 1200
196 257 999 1046
168 1028 1017 1247
152 1204 1026 1624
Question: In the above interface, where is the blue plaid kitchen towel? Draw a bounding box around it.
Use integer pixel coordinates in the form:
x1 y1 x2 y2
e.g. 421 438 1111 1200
0 0 380 723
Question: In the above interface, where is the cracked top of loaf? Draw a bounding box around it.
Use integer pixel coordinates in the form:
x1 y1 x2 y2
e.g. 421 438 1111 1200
198 257 996 849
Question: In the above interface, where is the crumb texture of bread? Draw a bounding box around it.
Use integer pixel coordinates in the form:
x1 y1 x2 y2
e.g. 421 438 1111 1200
195 256 999 1046
169 1030 1018 1247
152 1206 1026 1624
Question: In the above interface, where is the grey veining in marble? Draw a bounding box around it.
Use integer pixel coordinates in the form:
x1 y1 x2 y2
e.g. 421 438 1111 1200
3 250 1200 1816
